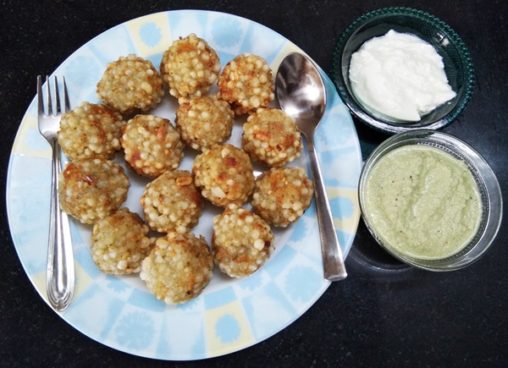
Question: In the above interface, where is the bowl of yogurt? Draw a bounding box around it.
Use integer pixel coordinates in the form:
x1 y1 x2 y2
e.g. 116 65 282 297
358 130 502 271
333 7 474 133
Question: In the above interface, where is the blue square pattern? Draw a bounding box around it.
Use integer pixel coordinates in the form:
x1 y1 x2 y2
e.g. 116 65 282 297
242 282 296 340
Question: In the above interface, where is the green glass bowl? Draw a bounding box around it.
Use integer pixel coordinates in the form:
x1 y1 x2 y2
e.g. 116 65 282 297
332 7 475 134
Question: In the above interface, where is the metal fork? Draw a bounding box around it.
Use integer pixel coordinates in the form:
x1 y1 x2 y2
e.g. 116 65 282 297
37 76 75 311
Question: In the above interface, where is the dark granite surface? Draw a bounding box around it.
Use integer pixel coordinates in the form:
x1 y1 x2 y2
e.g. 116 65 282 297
1 0 506 367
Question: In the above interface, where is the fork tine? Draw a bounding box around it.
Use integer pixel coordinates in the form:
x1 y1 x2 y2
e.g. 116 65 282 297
46 76 53 115
54 76 61 114
63 77 71 112
37 75 43 114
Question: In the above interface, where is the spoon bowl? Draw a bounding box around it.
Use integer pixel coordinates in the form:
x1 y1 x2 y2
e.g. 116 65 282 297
276 55 326 132
276 52 347 281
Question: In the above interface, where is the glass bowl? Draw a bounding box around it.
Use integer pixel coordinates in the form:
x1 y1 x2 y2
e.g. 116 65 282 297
332 7 475 134
358 130 502 271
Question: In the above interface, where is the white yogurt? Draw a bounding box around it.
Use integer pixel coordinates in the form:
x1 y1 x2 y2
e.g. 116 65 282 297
349 30 456 122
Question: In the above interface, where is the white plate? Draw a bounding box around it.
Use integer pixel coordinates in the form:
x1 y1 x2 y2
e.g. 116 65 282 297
6 10 362 360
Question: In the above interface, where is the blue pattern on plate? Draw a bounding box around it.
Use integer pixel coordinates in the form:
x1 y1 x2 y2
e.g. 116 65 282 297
65 285 125 340
237 271 264 291
115 311 155 349
74 247 101 278
128 288 165 312
319 104 356 146
337 230 350 251
191 324 206 357
315 116 356 148
176 296 200 311
100 297 126 338
287 215 311 243
106 277 129 293
215 314 240 343
6 10 362 361
155 323 170 357
140 22 162 46
68 221 87 250
242 283 296 339
216 50 237 66
304 200 317 218
167 11 207 38
68 282 97 307
211 16 244 48
145 52 163 70
263 246 297 278
329 196 354 219
64 53 102 90
204 287 236 309
239 21 285 64
7 156 50 275
87 24 135 65
284 265 321 303
316 145 362 188
157 309 206 359
319 149 354 164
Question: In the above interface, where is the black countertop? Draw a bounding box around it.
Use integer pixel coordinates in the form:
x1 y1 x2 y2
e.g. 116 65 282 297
1 1 507 367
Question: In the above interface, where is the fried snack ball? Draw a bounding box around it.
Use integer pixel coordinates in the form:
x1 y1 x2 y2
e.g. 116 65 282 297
140 232 213 304
91 208 153 274
193 144 255 207
252 167 314 227
58 159 129 224
175 95 234 151
141 170 202 233
242 108 302 167
160 34 221 101
121 114 184 178
58 102 125 161
97 54 164 116
218 53 274 115
212 205 274 277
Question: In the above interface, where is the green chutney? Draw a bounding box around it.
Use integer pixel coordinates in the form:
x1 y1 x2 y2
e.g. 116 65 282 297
364 145 482 260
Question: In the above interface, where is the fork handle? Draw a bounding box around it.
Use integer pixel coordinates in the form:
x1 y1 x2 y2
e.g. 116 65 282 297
47 139 75 311
307 138 347 281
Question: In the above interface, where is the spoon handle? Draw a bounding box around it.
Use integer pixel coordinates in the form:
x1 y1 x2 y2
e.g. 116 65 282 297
307 140 347 281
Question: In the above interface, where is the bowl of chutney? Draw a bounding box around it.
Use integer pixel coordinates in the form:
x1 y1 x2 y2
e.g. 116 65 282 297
358 129 502 271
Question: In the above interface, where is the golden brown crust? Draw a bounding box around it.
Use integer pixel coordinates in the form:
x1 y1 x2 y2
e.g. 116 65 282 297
242 108 302 167
121 114 184 178
58 103 125 161
218 54 274 115
92 208 153 274
59 159 129 224
140 170 202 233
252 167 314 227
160 34 220 101
140 232 213 304
97 55 164 116
175 95 234 151
193 144 255 207
212 205 273 277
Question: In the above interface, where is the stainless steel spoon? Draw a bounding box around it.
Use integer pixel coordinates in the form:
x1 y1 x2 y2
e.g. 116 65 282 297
276 52 347 281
